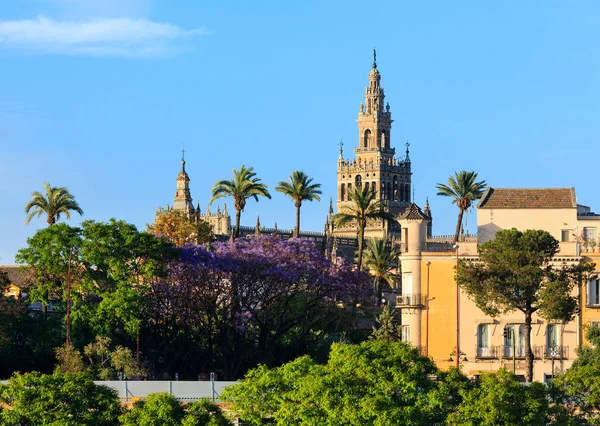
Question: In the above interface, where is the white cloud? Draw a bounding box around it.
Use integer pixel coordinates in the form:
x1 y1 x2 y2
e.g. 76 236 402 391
0 16 207 58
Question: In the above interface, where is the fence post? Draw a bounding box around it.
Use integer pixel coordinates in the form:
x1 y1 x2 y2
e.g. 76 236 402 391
125 381 128 402
210 372 215 402
169 380 172 395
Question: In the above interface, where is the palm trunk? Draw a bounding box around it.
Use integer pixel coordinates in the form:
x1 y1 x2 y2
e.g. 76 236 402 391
454 209 465 243
234 209 241 239
295 204 301 238
525 311 533 382
357 223 365 271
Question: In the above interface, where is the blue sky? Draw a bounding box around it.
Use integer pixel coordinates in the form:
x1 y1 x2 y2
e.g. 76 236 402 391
1 1 599 263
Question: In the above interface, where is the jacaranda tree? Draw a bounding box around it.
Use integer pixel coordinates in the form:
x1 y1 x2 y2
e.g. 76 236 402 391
146 235 372 380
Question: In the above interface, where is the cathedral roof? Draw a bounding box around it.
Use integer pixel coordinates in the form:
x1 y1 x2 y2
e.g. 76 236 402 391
477 188 577 209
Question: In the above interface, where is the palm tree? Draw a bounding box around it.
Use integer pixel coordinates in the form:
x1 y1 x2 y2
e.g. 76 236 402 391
363 238 401 304
210 166 271 239
25 182 84 226
275 171 322 238
333 185 395 271
436 170 487 243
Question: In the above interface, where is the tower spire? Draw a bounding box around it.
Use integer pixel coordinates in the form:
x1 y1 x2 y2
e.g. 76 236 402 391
172 153 195 215
373 48 377 69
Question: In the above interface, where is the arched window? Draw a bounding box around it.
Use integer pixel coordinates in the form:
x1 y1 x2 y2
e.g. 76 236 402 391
393 176 398 201
381 130 387 148
387 185 392 201
340 183 345 202
364 129 371 148
348 183 352 197
477 324 490 357
404 184 410 202
355 175 362 188
381 182 386 200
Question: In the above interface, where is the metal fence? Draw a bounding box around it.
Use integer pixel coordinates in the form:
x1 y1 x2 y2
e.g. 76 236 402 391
94 380 239 402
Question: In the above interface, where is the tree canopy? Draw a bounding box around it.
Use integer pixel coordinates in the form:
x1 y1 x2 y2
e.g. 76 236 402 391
0 372 122 426
458 228 596 381
148 209 214 247
223 340 468 425
334 185 395 270
275 170 322 237
210 165 271 238
436 171 486 242
25 181 84 226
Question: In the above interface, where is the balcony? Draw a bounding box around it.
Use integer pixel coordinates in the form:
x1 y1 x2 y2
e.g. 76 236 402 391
475 345 501 359
544 345 569 360
395 293 426 308
502 345 543 359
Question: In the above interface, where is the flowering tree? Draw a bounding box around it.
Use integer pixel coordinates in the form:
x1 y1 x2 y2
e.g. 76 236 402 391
146 235 372 379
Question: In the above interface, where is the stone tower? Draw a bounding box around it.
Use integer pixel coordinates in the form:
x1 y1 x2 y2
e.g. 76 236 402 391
172 154 195 216
334 50 413 238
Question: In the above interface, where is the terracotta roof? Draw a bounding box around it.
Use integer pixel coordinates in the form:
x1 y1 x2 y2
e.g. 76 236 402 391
0 265 32 289
477 188 577 209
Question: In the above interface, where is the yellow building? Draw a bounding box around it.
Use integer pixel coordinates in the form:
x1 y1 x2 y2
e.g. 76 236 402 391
398 187 600 382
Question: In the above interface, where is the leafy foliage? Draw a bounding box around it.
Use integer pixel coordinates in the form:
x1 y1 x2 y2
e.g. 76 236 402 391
223 340 466 425
275 170 322 237
363 238 400 303
556 324 600 424
458 228 595 381
435 170 486 242
370 305 402 342
0 372 122 426
120 392 185 426
25 181 84 226
148 209 214 246
333 185 395 270
448 369 580 426
210 165 271 238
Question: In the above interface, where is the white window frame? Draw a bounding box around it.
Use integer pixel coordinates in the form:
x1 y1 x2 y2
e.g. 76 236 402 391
477 324 490 357
588 279 600 306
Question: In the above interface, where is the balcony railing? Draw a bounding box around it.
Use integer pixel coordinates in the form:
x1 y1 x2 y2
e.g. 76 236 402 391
474 345 569 360
395 293 427 308
544 345 569 359
502 345 543 359
475 345 500 359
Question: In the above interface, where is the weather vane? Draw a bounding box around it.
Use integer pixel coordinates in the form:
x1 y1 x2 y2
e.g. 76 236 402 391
373 47 377 69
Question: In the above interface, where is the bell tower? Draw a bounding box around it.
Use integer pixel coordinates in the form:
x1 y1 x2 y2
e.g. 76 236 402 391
335 50 413 238
172 151 195 216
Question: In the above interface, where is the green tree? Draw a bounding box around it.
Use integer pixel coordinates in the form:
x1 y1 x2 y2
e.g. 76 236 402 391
223 340 464 425
55 343 86 374
210 165 271 239
458 228 595 382
120 392 184 426
0 372 122 426
25 181 84 226
363 238 400 303
148 209 214 246
369 305 402 342
556 324 600 423
182 399 233 426
435 170 486 242
333 185 395 271
447 369 570 426
275 170 322 237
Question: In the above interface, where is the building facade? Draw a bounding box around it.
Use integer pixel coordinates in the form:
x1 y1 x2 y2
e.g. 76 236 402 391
399 187 600 382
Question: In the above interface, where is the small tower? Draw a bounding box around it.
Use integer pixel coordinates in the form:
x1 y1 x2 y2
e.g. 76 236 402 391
172 153 195 216
397 203 428 349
